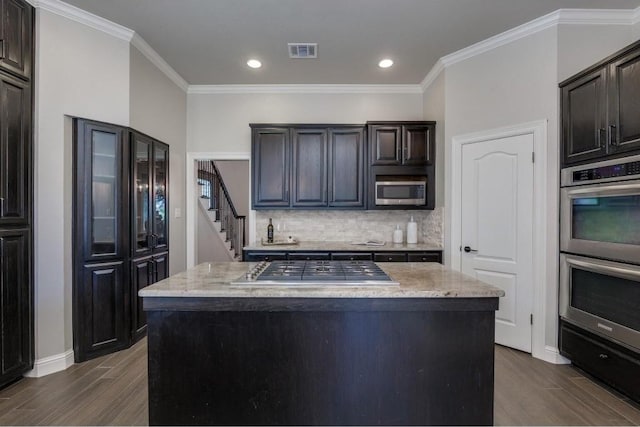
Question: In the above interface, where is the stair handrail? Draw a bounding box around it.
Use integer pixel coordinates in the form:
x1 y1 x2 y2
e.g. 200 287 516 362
197 160 246 259
210 161 243 220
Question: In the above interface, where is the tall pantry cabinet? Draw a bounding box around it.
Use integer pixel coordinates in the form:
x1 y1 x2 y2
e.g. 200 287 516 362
0 0 33 388
73 120 169 362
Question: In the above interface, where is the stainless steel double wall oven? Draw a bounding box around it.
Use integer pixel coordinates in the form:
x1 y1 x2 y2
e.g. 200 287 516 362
560 154 640 351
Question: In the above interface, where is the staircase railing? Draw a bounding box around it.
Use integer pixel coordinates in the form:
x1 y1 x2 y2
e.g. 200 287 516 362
197 160 246 259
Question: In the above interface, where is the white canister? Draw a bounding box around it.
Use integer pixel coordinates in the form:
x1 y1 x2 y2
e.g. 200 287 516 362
407 216 418 244
392 224 403 244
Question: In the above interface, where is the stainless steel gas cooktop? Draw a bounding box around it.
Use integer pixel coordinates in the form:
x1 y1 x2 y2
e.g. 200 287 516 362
230 260 399 287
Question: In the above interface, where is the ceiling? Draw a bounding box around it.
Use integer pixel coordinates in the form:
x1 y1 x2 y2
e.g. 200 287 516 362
62 0 640 85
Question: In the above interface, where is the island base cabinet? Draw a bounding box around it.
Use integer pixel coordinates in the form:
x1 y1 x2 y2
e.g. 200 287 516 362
146 301 496 426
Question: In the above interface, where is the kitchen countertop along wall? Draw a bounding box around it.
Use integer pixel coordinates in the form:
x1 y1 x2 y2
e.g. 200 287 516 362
254 208 443 248
243 241 442 252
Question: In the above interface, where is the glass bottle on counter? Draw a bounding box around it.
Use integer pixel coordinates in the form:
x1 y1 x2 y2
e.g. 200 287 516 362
267 218 274 243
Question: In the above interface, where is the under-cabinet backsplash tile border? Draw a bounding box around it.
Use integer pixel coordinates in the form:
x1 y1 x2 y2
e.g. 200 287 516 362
255 208 443 247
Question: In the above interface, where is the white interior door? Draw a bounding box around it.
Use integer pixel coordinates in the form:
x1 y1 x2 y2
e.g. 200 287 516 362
460 134 534 352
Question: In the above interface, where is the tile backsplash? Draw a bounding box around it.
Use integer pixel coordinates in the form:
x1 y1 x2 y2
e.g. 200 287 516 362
255 208 443 247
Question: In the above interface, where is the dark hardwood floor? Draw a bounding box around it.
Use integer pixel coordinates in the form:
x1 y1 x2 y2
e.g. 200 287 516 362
0 340 638 425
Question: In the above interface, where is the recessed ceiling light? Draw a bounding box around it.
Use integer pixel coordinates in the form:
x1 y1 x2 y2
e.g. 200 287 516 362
247 59 262 69
378 59 394 68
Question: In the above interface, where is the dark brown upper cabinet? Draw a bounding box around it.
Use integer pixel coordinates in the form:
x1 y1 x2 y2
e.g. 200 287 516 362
561 40 640 166
251 124 366 210
328 127 365 207
561 68 607 165
252 127 290 208
608 47 640 155
292 128 328 207
0 0 32 81
369 122 435 166
0 71 30 226
131 131 169 259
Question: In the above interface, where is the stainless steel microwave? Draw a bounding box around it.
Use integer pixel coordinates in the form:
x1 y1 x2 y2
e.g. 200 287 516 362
375 178 427 206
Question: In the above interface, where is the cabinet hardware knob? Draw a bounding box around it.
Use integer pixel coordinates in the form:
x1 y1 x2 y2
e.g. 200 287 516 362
599 353 609 359
388 257 393 261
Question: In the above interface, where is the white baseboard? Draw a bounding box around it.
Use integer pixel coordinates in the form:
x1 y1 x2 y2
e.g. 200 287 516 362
24 349 75 378
539 345 571 365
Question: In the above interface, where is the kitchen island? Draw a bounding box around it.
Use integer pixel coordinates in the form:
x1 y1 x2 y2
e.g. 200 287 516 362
140 262 504 426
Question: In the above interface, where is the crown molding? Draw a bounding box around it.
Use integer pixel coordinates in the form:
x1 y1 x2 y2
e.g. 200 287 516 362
421 7 639 93
188 84 423 95
632 5 640 24
419 59 444 92
131 34 189 92
35 0 134 41
557 8 636 25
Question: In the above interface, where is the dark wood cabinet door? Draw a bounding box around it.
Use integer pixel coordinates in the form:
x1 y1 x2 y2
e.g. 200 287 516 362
152 142 169 252
0 71 29 225
0 228 31 387
407 251 442 263
561 67 608 166
402 124 434 166
76 261 128 361
252 127 290 208
130 253 168 342
292 128 328 207
0 0 32 80
329 127 365 207
153 252 169 282
370 125 401 165
373 252 407 262
609 48 640 155
131 132 153 258
131 257 152 341
243 251 288 262
75 119 129 262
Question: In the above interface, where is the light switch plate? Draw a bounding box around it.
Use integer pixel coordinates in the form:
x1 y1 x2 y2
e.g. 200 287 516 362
174 208 181 218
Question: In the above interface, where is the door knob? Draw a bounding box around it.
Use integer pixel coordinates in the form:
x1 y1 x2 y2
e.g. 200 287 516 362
463 246 478 253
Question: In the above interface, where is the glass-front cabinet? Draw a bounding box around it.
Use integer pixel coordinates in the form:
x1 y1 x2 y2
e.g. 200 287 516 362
76 120 128 262
131 131 169 257
73 119 169 362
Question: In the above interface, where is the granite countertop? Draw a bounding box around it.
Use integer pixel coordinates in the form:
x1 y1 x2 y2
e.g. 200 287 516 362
243 240 443 252
139 262 504 299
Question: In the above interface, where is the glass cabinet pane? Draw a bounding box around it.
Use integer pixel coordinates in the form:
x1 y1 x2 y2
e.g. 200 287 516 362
154 145 167 247
571 194 640 245
134 140 150 251
91 130 118 255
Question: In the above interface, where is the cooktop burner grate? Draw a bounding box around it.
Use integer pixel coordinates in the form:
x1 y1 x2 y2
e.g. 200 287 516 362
231 260 399 286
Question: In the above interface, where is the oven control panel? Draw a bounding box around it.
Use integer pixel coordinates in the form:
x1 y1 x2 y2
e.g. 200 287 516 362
573 161 640 182
562 154 640 186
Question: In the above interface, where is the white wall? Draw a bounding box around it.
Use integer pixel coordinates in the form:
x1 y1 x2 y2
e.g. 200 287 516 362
34 9 130 362
557 24 636 82
187 92 423 153
130 46 188 275
443 27 560 355
422 73 445 208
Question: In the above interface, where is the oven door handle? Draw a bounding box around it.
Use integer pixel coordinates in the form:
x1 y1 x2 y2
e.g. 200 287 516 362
566 256 640 282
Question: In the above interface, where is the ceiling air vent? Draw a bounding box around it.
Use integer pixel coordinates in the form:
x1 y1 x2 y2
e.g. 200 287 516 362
288 43 317 58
